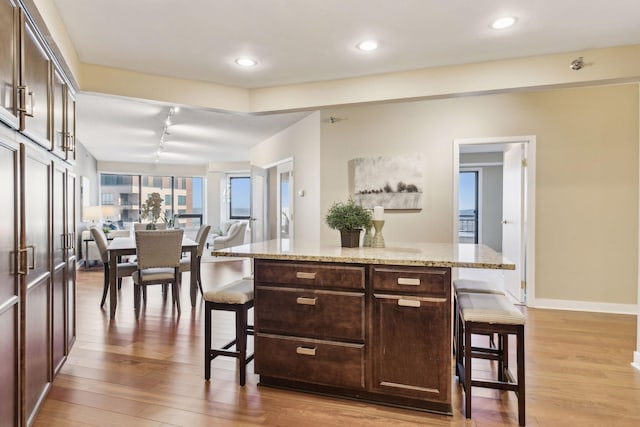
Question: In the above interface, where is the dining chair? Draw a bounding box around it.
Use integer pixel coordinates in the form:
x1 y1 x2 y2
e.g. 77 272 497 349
132 229 184 318
179 224 211 295
90 226 138 308
134 222 167 231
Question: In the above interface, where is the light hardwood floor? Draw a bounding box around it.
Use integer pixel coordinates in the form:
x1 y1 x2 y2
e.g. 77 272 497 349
34 259 640 426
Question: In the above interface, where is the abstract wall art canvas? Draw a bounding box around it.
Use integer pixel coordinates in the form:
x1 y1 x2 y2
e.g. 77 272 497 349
352 155 423 210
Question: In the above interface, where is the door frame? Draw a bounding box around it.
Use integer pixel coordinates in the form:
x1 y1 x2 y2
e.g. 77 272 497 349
276 160 294 240
452 136 537 306
250 166 268 243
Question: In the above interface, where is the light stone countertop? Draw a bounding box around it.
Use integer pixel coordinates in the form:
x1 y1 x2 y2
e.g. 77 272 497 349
212 239 515 270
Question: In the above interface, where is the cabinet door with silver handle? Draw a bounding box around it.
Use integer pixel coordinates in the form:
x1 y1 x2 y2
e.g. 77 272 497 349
20 17 51 147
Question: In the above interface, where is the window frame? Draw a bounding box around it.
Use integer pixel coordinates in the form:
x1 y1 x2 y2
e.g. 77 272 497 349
228 175 251 220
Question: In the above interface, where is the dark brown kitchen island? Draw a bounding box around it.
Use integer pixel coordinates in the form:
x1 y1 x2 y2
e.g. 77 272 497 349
213 239 514 414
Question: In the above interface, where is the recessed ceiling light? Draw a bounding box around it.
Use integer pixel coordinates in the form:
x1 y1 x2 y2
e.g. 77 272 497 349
356 40 378 52
491 16 517 30
235 57 257 67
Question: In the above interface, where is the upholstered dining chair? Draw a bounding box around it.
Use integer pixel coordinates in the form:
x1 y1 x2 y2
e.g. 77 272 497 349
90 226 138 308
179 224 211 295
134 222 167 231
132 229 184 318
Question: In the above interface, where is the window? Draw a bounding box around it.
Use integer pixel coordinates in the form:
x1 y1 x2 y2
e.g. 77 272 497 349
101 192 114 205
174 176 203 228
459 170 479 244
100 173 139 222
101 174 133 186
229 176 250 219
175 177 186 189
141 175 172 222
99 173 204 224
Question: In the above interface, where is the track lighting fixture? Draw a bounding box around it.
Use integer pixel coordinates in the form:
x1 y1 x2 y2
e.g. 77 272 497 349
156 107 176 159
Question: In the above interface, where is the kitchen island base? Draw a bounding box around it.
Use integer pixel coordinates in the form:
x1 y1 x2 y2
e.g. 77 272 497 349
258 376 453 415
254 258 452 415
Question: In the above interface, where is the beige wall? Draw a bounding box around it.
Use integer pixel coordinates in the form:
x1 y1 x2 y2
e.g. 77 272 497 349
319 84 639 305
75 141 99 205
251 112 321 241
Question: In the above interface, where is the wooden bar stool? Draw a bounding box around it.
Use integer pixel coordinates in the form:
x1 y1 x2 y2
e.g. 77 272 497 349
455 292 526 426
203 279 254 386
453 278 505 352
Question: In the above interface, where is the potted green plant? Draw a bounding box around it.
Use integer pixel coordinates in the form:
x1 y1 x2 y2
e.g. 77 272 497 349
140 192 163 229
325 198 372 247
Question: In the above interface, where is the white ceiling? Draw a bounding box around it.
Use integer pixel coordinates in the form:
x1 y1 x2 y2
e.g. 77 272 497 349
51 0 640 165
76 93 310 165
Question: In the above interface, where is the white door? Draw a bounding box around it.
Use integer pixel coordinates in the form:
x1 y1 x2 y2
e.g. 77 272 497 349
277 161 294 240
250 165 268 243
502 143 526 302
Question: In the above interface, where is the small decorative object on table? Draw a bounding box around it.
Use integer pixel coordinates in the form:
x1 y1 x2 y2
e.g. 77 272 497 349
362 223 373 247
325 198 372 248
371 206 385 248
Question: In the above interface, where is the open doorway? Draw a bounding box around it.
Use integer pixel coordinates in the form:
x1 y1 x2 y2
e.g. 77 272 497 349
453 136 536 305
251 158 295 243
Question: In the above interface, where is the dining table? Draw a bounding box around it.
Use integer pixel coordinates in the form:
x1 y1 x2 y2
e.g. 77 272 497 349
106 235 199 318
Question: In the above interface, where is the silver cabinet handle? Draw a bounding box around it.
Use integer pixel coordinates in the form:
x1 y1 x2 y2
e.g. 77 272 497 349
296 272 316 279
27 245 36 270
296 297 317 305
17 245 36 275
61 132 71 151
17 86 35 117
66 134 75 153
397 277 420 286
65 233 74 250
296 346 317 356
398 299 421 308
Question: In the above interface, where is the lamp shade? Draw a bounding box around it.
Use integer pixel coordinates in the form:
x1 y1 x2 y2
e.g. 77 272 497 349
101 205 116 219
83 205 102 222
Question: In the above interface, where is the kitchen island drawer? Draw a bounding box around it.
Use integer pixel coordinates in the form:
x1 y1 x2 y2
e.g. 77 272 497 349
256 286 365 341
372 266 450 296
256 260 365 290
255 334 365 389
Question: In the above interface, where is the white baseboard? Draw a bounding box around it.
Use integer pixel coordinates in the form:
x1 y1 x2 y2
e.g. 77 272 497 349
532 298 637 315
632 351 640 371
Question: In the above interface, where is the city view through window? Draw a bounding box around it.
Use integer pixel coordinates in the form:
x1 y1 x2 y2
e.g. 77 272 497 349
100 173 203 229
229 176 250 219
459 171 478 243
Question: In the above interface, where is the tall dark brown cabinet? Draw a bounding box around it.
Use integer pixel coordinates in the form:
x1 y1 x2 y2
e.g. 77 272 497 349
0 0 78 425
0 129 21 427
